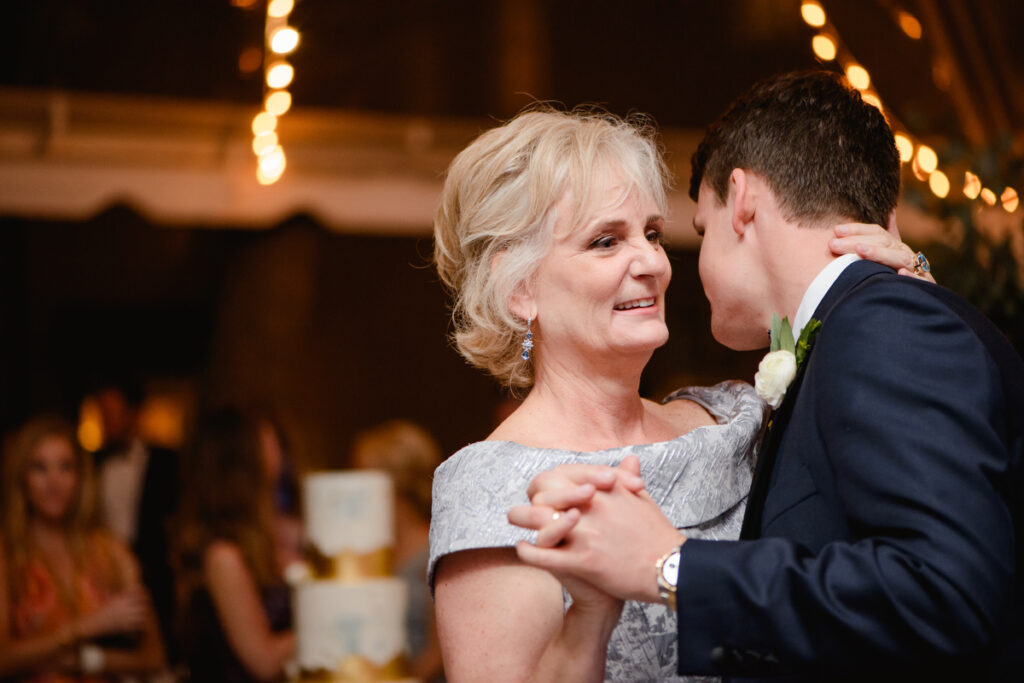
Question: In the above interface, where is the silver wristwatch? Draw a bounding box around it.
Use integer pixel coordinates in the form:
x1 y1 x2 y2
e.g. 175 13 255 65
655 548 681 610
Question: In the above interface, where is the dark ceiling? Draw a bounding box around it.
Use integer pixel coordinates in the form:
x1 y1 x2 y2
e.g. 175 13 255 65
6 0 1023 144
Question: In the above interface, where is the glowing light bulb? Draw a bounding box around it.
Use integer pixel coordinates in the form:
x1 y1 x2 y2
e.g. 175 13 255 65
861 92 882 111
1002 187 1019 213
980 188 997 206
257 145 287 185
897 11 922 39
812 34 836 61
801 1 826 28
267 0 294 18
251 111 277 135
845 63 871 91
266 62 294 89
963 171 981 199
929 170 950 198
894 134 914 163
252 131 278 155
265 90 292 116
270 27 300 55
915 145 938 174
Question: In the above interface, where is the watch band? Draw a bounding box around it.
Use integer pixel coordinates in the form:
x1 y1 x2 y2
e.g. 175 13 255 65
655 547 680 611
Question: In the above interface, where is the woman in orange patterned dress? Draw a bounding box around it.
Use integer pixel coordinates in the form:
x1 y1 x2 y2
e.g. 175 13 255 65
0 416 165 681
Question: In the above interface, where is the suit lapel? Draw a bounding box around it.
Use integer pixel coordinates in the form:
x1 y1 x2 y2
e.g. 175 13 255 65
739 260 891 539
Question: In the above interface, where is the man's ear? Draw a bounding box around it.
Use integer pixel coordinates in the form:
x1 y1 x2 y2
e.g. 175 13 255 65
885 210 901 240
729 168 755 236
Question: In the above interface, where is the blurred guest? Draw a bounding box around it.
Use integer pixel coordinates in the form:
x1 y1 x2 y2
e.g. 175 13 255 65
176 409 294 681
352 420 444 683
0 416 166 681
254 410 303 574
93 378 179 657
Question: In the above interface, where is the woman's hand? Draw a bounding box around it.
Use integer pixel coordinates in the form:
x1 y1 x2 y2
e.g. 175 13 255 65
829 222 936 283
76 585 149 639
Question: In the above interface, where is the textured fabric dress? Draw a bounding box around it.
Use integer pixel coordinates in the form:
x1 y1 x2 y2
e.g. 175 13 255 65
428 381 765 682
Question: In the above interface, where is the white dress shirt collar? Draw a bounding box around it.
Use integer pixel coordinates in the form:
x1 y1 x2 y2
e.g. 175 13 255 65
792 253 861 341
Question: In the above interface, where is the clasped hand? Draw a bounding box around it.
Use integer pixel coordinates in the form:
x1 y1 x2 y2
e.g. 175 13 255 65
508 456 686 605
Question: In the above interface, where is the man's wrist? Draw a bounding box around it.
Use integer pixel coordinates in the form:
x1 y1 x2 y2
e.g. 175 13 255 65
651 533 686 607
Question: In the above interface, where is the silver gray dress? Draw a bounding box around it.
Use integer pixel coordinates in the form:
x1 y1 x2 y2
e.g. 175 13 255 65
428 381 765 683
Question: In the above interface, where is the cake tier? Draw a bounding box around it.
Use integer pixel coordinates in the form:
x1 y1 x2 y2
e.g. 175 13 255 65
295 578 409 675
304 470 394 557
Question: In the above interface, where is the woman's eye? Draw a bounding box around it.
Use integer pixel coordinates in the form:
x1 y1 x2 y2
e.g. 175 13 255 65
590 236 615 249
646 228 663 244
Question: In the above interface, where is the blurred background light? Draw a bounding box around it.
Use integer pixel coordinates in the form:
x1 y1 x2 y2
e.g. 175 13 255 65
266 62 294 89
265 90 292 116
270 27 300 55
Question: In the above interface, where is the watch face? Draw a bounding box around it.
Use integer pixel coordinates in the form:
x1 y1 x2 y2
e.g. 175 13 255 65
661 552 680 586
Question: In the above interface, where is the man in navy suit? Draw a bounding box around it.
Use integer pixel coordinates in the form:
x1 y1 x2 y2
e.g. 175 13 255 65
511 71 1024 680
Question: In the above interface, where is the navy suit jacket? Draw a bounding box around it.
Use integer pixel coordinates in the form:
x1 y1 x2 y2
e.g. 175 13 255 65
675 261 1024 681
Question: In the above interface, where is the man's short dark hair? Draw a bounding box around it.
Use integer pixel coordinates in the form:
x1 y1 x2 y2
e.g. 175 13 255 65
689 70 901 228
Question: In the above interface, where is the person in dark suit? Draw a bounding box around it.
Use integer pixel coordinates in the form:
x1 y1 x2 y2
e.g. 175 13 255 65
93 380 180 662
510 70 1024 681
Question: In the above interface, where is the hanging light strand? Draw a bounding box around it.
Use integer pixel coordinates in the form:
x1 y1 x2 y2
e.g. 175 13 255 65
251 0 300 186
797 1 1018 212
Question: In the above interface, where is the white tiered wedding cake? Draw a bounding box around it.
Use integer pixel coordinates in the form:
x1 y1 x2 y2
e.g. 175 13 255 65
293 470 417 682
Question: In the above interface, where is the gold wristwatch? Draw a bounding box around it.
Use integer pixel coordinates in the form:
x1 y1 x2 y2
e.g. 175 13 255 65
655 547 681 610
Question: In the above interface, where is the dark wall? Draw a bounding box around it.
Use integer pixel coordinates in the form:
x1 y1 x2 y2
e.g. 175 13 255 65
0 210 759 467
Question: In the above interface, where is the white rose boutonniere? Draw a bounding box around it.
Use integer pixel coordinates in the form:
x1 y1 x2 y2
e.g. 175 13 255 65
754 314 821 409
755 349 797 409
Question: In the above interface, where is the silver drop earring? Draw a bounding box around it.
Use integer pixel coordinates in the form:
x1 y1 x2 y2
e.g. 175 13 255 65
521 318 534 361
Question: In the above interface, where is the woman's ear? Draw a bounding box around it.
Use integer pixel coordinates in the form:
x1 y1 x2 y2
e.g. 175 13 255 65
508 279 536 322
493 251 536 321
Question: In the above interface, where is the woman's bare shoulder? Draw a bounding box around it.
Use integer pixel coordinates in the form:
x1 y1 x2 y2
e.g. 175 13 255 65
646 395 716 436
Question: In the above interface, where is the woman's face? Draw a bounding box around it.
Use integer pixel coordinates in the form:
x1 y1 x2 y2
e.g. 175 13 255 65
25 435 78 522
526 166 671 364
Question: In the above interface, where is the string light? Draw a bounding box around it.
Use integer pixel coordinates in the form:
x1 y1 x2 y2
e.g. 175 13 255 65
251 112 277 135
894 134 914 163
257 145 287 185
929 170 950 198
845 63 871 91
800 1 826 28
266 62 294 88
265 90 292 116
267 0 294 18
811 34 837 61
246 0 299 185
796 3 1011 214
270 27 300 55
963 172 982 199
861 92 882 111
915 145 938 174
252 131 278 154
1002 187 1020 213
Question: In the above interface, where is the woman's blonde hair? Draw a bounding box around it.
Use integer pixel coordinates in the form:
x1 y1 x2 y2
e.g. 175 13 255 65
1 416 125 606
351 419 442 521
434 106 670 388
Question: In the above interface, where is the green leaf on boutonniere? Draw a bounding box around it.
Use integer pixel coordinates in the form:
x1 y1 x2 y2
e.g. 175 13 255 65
795 318 822 367
770 313 796 354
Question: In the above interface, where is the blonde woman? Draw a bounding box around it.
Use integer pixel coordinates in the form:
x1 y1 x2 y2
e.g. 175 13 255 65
427 107 931 682
352 420 445 682
0 416 165 681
